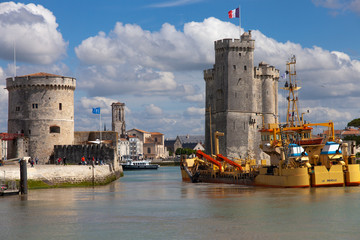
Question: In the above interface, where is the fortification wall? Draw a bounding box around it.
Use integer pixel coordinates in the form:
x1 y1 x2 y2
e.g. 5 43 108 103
54 144 118 166
2 164 123 185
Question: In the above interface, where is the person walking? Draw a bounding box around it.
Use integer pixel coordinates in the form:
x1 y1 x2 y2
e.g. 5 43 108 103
63 157 67 165
81 156 85 165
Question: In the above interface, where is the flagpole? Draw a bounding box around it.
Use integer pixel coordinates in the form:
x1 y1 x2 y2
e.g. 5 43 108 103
100 112 102 144
239 5 241 37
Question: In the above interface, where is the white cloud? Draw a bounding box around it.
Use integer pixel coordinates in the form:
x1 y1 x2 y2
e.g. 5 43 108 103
148 0 204 8
312 0 360 14
73 17 360 135
75 18 236 71
0 2 67 64
145 104 163 116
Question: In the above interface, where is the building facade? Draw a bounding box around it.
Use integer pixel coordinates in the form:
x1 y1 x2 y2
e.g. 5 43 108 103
204 31 279 160
117 138 130 161
127 129 166 159
6 72 76 163
128 136 143 160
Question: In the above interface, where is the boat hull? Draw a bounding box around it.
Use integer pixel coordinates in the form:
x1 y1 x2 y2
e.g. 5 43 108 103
310 165 344 187
180 165 253 185
122 164 159 170
345 164 360 186
254 167 310 188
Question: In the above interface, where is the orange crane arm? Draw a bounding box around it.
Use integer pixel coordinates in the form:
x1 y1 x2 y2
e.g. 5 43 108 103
304 122 335 141
196 150 222 171
216 154 243 171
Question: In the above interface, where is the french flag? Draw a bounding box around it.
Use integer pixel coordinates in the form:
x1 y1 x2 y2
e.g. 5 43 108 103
228 7 240 18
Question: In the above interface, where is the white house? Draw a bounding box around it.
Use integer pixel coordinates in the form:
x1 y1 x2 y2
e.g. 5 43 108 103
117 138 130 161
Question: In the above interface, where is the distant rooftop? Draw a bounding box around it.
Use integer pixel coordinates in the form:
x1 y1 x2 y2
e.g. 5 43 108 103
177 135 205 144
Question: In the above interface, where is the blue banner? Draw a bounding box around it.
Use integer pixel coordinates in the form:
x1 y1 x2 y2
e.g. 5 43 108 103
92 107 100 114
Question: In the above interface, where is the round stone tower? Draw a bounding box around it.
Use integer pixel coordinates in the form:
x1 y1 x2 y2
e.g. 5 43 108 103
6 72 76 163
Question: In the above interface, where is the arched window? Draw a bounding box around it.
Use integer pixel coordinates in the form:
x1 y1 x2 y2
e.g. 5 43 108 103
147 147 151 153
50 126 60 133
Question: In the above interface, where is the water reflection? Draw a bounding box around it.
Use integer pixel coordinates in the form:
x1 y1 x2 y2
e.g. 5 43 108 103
1 167 360 240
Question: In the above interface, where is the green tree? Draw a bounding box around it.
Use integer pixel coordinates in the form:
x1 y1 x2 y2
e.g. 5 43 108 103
175 148 196 156
347 118 360 128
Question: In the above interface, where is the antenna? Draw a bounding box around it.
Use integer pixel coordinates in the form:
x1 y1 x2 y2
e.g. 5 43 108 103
13 41 16 78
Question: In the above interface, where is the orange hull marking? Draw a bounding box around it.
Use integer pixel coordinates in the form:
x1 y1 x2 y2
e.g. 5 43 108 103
311 183 344 187
345 181 360 186
254 184 310 188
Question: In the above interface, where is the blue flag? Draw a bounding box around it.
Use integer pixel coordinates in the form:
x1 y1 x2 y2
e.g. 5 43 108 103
92 107 100 114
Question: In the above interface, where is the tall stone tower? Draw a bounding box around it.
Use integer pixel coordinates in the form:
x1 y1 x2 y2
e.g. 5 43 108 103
6 72 76 163
204 31 279 160
111 102 126 138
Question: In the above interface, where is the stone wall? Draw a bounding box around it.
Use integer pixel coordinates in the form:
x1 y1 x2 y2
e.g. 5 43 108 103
54 144 117 166
1 164 123 185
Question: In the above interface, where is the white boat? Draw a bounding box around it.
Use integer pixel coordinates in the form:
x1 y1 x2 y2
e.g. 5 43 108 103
121 159 159 170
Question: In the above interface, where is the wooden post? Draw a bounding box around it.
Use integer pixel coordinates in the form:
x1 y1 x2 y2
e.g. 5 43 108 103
20 159 28 194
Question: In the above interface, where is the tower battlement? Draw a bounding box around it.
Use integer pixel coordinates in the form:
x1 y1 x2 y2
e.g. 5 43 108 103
6 73 76 90
254 62 280 79
215 31 254 52
203 69 214 80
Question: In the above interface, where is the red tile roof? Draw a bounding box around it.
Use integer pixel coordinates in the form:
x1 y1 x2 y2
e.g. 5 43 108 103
151 132 163 135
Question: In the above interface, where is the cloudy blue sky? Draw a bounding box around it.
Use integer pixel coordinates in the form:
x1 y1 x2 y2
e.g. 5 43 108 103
0 0 359 138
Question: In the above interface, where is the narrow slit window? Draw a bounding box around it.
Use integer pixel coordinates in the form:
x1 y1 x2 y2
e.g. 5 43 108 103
59 103 62 110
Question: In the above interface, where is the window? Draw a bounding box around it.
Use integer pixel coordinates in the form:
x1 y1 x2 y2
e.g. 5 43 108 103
50 126 60 133
59 103 62 110
244 66 247 71
233 65 236 70
155 137 158 142
32 103 38 109
16 106 20 111
147 147 151 153
239 53 241 57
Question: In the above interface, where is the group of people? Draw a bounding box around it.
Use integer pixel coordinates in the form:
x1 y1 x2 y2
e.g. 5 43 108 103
29 157 39 167
56 157 67 165
81 156 104 166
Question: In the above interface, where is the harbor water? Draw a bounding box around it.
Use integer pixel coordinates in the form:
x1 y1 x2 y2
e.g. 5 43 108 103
1 166 360 240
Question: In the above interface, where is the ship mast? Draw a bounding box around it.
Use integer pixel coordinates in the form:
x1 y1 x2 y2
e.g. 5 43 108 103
281 56 301 127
